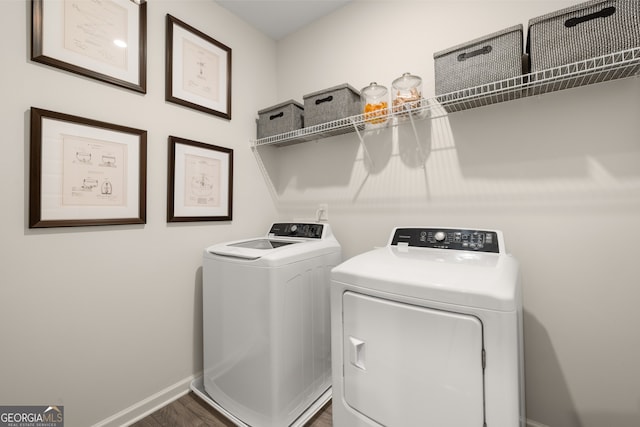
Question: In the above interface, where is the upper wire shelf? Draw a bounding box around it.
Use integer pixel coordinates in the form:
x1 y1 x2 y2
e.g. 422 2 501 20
251 47 640 148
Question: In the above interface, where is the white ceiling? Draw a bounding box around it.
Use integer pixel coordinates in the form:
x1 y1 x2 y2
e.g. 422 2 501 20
215 0 353 40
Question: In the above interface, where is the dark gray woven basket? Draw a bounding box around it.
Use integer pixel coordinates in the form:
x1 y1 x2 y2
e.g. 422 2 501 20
434 25 524 95
527 0 640 72
303 84 360 128
257 100 304 139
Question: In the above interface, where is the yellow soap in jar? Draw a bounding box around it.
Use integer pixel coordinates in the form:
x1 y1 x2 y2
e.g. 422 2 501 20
364 101 388 124
361 82 389 126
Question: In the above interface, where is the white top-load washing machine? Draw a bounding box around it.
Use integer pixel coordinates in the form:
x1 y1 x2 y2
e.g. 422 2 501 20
192 223 341 427
330 227 525 427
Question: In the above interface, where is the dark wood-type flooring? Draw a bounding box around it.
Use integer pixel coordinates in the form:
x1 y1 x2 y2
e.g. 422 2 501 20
130 392 332 427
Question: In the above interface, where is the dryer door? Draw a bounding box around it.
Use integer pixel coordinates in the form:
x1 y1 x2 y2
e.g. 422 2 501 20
342 292 485 427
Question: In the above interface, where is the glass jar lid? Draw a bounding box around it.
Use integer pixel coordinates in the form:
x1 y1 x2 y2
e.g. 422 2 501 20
392 73 422 90
361 82 387 97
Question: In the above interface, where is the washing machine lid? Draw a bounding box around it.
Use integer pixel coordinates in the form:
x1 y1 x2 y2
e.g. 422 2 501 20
228 239 298 250
204 222 340 265
332 227 519 311
207 238 303 261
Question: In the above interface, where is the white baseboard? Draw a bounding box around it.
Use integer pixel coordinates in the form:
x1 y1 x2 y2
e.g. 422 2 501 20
94 377 549 427
92 374 197 427
527 419 551 427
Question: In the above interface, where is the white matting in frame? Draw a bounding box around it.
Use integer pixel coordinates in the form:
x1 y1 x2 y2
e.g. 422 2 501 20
30 107 147 227
32 0 146 93
166 14 231 119
168 136 233 222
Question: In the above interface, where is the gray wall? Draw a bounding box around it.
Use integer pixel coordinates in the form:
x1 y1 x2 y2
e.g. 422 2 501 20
1 1 639 426
265 1 640 426
0 1 278 425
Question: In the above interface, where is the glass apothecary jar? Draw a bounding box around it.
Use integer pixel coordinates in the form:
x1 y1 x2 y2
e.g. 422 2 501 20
391 72 423 116
361 82 389 127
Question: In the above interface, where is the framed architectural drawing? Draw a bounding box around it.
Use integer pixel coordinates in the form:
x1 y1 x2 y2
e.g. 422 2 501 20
30 107 147 228
31 0 147 93
166 14 232 119
167 136 233 222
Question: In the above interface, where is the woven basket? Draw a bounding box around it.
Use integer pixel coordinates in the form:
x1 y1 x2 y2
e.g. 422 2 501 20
527 0 640 72
257 100 304 139
434 25 524 96
303 84 360 128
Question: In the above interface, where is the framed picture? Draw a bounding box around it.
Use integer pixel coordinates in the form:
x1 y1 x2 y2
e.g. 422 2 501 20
31 0 147 93
30 107 147 228
167 136 233 222
166 14 232 119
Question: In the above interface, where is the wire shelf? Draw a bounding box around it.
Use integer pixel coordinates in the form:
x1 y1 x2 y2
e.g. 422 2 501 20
251 47 640 148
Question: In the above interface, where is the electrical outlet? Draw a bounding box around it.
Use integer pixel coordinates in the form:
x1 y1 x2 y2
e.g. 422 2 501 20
317 203 329 221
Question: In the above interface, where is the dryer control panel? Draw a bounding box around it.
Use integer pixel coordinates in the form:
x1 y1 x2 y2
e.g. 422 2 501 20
390 228 500 253
269 223 324 239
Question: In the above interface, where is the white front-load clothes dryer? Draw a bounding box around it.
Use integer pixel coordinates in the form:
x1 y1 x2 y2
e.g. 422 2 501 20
330 227 525 427
192 223 341 427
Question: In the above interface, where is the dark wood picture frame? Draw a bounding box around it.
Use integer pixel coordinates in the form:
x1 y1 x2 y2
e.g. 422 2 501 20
31 0 147 93
30 107 147 228
167 136 233 222
166 14 232 119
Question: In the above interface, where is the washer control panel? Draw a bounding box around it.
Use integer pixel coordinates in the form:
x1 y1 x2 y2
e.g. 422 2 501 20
390 228 500 253
269 223 324 239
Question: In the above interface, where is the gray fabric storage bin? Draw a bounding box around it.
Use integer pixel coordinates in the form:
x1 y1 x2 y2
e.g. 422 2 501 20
434 25 524 95
257 100 303 139
303 84 360 127
527 0 640 72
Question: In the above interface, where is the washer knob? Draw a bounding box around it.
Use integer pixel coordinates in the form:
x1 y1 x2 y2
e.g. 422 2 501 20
434 231 446 242
290 224 298 233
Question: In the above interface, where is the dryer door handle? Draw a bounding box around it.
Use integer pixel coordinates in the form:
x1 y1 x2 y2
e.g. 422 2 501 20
349 336 366 371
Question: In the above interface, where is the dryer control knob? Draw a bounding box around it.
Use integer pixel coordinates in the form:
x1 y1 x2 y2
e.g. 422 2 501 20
434 231 446 242
290 224 298 233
